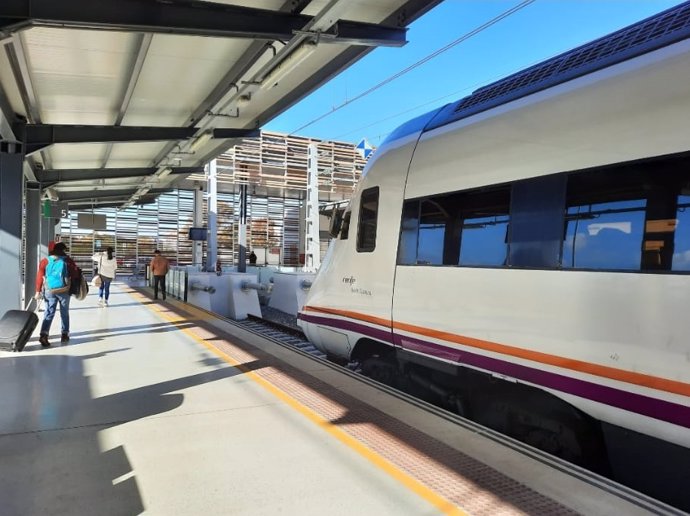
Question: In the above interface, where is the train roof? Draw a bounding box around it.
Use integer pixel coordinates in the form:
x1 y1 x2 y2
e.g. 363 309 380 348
425 1 690 132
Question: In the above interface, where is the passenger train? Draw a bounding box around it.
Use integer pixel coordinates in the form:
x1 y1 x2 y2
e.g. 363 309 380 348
298 3 690 510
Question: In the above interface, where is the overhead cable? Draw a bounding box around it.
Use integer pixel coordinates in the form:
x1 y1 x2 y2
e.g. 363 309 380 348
289 0 537 135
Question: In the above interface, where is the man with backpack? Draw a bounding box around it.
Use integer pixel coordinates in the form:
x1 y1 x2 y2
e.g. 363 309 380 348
35 242 79 347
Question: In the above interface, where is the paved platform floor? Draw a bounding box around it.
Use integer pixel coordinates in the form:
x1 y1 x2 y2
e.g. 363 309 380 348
0 283 665 515
1 283 445 515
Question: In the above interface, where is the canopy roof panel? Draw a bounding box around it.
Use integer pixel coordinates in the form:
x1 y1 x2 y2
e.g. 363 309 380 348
0 0 441 207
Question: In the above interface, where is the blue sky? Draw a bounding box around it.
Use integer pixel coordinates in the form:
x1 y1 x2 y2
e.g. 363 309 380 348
264 0 685 146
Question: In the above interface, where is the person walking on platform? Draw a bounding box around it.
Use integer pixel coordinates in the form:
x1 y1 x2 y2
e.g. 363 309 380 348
93 247 117 307
35 242 79 347
150 250 170 300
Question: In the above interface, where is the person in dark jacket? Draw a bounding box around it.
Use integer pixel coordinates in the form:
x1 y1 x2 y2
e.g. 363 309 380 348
35 242 79 347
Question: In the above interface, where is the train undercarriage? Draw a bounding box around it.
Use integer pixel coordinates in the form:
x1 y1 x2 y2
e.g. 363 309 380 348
354 341 609 473
348 338 689 511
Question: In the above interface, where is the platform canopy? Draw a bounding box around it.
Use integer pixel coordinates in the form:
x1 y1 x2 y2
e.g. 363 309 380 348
0 0 441 209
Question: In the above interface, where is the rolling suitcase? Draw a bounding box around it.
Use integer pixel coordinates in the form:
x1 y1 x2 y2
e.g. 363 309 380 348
0 298 40 352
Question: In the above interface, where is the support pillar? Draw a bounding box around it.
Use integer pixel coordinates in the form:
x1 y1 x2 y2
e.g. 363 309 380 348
237 183 247 273
193 183 203 267
40 214 54 256
24 185 41 303
304 144 321 272
206 159 217 272
0 142 25 313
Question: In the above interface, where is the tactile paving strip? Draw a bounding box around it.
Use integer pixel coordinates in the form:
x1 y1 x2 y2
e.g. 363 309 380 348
135 290 577 515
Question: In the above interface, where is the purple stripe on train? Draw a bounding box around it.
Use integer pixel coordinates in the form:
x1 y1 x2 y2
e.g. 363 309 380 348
299 312 690 429
300 312 395 344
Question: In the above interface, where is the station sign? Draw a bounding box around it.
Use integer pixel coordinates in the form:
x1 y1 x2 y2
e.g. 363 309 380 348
77 213 107 230
42 200 69 219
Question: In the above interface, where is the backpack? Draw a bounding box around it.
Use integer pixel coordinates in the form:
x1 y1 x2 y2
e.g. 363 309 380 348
69 266 89 300
45 256 71 294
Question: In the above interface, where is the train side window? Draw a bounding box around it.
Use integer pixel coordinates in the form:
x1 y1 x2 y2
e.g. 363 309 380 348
398 200 419 264
357 187 379 252
562 199 646 270
672 195 690 270
417 199 449 265
458 187 510 266
340 210 351 240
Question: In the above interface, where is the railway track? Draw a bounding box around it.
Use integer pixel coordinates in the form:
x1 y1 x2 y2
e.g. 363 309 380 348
241 315 326 360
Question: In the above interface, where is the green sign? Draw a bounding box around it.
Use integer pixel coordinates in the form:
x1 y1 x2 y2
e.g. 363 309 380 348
42 201 69 219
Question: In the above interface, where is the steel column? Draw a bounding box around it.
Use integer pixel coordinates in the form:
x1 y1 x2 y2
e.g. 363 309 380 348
237 183 247 273
304 143 321 272
40 211 53 256
24 184 40 303
0 142 24 313
206 160 217 272
193 184 203 267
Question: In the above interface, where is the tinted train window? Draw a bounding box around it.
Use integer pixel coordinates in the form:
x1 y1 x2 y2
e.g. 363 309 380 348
418 199 449 265
398 201 419 264
458 187 510 266
672 195 690 270
357 187 379 252
563 199 646 270
340 210 351 240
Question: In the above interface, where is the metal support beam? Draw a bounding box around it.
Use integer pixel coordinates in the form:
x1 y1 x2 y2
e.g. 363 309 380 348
36 166 201 184
206 160 217 272
0 141 24 313
0 77 17 142
24 184 40 303
67 197 157 209
18 124 200 155
237 183 247 273
193 184 203 267
4 33 53 170
304 143 320 272
57 188 169 202
12 123 259 156
212 128 261 139
0 0 407 47
67 198 132 206
101 32 152 168
4 34 39 123
39 209 54 258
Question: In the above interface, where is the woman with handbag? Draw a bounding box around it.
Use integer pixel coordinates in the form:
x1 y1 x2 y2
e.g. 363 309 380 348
92 247 117 307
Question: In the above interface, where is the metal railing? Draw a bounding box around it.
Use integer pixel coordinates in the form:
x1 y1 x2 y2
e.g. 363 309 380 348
145 265 189 301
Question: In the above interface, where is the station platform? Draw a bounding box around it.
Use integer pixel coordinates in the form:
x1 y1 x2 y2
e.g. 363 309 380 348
0 283 675 515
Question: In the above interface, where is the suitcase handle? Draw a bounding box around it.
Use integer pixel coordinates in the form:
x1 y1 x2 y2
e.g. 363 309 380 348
25 297 42 312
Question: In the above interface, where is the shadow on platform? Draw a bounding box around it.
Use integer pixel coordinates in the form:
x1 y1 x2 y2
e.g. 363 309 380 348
0 349 262 515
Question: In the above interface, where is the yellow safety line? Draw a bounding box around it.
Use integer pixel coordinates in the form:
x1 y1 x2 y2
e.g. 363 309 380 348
128 289 467 516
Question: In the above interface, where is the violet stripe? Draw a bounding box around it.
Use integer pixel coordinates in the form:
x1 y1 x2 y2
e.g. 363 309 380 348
300 312 395 344
397 333 690 429
300 312 690 429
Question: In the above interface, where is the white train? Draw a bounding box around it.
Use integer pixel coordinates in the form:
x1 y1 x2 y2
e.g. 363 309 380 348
298 3 690 510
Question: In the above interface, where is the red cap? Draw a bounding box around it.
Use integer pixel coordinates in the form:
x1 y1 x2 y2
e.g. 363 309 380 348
48 241 55 252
